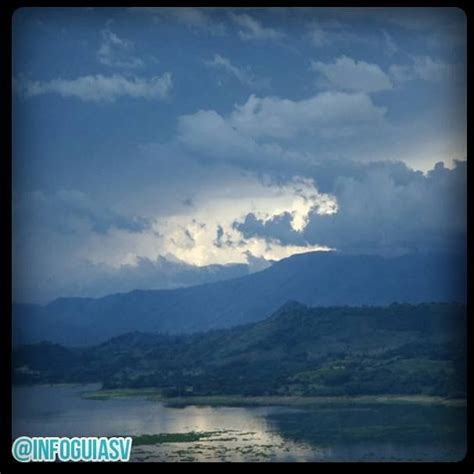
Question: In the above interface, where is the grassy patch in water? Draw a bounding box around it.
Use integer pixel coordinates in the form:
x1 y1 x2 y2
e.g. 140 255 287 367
81 387 466 408
132 431 222 446
161 394 466 408
82 388 162 400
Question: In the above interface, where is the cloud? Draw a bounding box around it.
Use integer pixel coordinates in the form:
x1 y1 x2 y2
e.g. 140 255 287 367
97 27 144 69
236 212 307 246
13 73 172 102
229 12 283 41
382 30 398 56
311 56 393 93
177 109 259 161
13 254 254 304
57 190 152 234
14 189 152 236
235 160 467 257
307 160 466 256
13 158 466 304
130 7 225 35
11 7 467 306
305 20 376 49
243 250 273 272
214 225 225 248
174 91 387 172
380 7 465 44
308 8 466 52
205 54 269 89
305 20 399 56
306 22 328 47
13 174 337 303
172 79 463 174
389 56 461 83
153 176 336 267
228 92 386 139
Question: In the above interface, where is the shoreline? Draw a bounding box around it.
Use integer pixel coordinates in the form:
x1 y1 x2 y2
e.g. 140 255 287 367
78 387 466 408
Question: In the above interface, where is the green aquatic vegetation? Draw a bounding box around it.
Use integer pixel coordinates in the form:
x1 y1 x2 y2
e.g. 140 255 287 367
80 389 466 411
132 431 222 446
82 388 162 400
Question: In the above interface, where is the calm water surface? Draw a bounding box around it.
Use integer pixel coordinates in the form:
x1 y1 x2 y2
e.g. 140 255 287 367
12 384 465 462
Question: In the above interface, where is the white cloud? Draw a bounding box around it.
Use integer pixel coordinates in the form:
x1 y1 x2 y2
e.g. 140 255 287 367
306 20 374 49
13 73 172 102
205 54 269 89
382 30 398 56
389 64 413 82
306 22 400 57
307 22 328 47
130 7 226 35
175 92 387 170
98 27 144 69
229 92 386 139
311 56 393 93
389 56 460 83
230 12 283 41
177 109 259 160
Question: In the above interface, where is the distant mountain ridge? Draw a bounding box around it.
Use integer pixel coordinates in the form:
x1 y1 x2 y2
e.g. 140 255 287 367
13 251 466 346
14 255 263 304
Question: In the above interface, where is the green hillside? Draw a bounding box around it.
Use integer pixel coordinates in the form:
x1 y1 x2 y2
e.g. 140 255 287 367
13 302 466 399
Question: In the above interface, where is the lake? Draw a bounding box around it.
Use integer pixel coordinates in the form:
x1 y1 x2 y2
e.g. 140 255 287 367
12 384 466 462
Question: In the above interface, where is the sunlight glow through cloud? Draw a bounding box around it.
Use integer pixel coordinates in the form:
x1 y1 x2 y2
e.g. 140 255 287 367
85 177 338 268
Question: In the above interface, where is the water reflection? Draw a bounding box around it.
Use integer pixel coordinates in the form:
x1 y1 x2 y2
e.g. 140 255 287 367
12 385 465 462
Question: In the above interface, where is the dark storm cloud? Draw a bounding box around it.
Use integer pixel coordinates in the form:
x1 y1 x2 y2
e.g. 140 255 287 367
234 212 306 246
214 225 225 248
235 160 466 256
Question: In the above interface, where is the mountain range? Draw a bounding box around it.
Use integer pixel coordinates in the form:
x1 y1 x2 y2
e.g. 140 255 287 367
13 251 466 346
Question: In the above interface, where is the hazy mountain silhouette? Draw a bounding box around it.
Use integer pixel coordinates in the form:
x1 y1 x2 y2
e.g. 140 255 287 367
13 251 466 346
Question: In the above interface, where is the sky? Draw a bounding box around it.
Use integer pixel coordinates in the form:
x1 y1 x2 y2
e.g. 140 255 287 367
12 7 467 303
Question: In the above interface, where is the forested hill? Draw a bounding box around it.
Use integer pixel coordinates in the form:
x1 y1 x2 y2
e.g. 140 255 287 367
13 302 466 399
